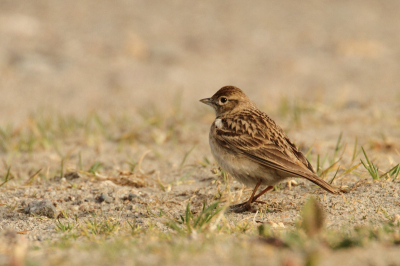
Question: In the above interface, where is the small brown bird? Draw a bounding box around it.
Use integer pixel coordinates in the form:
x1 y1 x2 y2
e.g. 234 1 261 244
200 86 340 212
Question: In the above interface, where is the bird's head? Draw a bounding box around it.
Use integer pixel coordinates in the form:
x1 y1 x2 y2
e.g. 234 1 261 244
200 86 255 116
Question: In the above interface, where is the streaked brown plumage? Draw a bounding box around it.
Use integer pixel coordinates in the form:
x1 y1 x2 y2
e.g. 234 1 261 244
200 85 340 212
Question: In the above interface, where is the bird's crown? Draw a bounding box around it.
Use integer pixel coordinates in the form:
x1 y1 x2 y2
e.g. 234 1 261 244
211 86 249 101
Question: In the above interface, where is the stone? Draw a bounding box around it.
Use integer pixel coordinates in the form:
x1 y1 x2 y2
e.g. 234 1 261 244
97 193 113 203
128 192 138 200
24 200 56 219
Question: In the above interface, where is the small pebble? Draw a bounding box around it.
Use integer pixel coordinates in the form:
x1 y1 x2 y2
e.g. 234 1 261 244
128 192 138 200
72 200 82 205
24 200 56 219
64 172 80 180
97 193 113 203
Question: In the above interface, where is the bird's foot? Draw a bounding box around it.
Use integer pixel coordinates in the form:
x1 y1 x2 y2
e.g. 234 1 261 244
228 199 268 213
228 202 254 213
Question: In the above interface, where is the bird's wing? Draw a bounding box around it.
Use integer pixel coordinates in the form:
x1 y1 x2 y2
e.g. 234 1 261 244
215 114 339 194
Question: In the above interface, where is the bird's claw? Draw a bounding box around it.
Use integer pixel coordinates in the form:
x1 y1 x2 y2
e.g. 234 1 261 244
228 202 254 213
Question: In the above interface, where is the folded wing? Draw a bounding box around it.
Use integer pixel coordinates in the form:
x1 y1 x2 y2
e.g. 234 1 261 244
215 116 340 194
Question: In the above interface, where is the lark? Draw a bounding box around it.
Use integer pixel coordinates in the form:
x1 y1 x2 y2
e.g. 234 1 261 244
200 86 341 213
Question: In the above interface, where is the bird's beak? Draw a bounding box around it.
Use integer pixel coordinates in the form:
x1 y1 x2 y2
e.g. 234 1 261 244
200 98 213 106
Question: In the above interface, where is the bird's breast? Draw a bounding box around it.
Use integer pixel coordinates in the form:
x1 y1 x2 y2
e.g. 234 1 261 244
208 131 282 186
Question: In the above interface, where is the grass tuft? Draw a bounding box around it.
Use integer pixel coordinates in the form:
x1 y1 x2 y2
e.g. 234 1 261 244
88 162 104 175
360 147 380 180
166 201 222 235
55 219 75 232
380 163 400 180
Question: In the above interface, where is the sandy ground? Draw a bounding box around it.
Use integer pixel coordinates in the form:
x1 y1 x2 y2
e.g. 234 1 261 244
1 1 400 265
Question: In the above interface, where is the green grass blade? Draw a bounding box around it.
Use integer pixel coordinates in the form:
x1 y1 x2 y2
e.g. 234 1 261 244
0 166 11 188
329 166 340 184
185 202 192 234
351 137 359 162
360 147 379 180
180 145 197 168
333 132 343 160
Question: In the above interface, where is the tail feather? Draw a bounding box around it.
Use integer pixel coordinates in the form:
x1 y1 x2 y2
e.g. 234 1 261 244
304 174 340 194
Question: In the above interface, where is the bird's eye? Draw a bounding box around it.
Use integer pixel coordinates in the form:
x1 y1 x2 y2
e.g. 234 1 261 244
220 97 228 104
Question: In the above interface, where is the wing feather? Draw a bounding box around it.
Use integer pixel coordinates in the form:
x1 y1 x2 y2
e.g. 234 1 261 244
216 113 340 194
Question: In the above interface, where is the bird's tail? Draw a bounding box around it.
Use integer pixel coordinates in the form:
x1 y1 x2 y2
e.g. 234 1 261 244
304 174 341 194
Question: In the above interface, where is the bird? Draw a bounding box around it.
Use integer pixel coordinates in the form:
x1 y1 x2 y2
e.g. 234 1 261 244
200 85 341 213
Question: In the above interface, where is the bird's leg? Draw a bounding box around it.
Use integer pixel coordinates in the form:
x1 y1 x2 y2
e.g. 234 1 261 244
251 186 273 203
244 181 262 208
229 181 262 213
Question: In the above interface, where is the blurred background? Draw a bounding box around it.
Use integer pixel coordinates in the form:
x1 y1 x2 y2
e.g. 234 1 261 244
1 0 400 124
